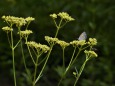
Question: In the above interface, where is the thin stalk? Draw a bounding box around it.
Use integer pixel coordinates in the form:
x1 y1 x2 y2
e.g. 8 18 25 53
71 48 81 66
55 27 60 38
58 47 76 86
34 18 62 85
25 37 35 65
19 27 31 81
53 19 58 29
73 60 87 86
26 22 30 30
13 39 22 49
11 31 17 86
34 45 53 84
12 48 16 86
66 47 77 72
60 21 68 29
20 40 32 82
37 55 47 66
81 45 90 51
33 54 40 86
54 18 63 38
7 33 11 47
20 40 26 67
34 45 53 85
62 48 65 69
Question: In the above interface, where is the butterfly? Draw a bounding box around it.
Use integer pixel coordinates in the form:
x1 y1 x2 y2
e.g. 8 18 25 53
78 32 87 40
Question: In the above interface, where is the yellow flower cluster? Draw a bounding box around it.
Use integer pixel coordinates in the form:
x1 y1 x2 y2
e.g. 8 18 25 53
26 41 50 53
17 30 33 38
2 16 35 27
70 38 97 47
2 26 13 32
25 17 35 22
87 38 97 46
57 40 69 49
2 16 26 27
58 12 75 21
50 12 75 21
84 50 98 58
49 13 57 19
45 36 59 45
45 36 70 49
70 40 86 47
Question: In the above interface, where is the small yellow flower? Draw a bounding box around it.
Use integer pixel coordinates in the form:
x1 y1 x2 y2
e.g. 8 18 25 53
26 41 37 48
2 15 27 27
26 41 50 53
87 38 97 46
15 17 26 27
58 12 75 21
57 40 69 49
2 26 13 32
50 13 57 19
45 36 58 45
25 17 35 22
37 44 50 53
18 30 33 38
84 50 98 58
70 40 86 47
78 40 86 46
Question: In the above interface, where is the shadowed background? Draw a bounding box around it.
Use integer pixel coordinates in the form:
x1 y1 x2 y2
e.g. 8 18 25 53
0 0 115 86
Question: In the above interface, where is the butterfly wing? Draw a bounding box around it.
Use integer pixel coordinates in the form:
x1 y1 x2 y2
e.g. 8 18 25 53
78 32 87 40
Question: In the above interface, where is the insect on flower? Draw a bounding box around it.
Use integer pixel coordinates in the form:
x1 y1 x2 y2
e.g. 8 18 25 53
78 32 87 40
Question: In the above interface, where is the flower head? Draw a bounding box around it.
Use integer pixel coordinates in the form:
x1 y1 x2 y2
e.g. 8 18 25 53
2 15 26 27
58 12 75 21
2 26 13 33
17 30 33 38
25 17 35 23
50 13 57 19
87 38 97 46
84 50 98 59
26 41 50 53
38 44 50 53
45 36 58 45
2 16 35 27
70 40 86 47
57 40 69 49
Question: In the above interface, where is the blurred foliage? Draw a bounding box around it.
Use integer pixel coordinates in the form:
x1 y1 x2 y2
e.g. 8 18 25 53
0 0 115 86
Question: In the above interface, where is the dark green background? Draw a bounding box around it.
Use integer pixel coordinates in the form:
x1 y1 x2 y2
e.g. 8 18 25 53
0 0 115 86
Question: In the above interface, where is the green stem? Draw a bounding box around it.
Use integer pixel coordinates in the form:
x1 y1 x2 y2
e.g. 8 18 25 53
58 47 76 86
81 45 90 51
33 17 62 85
34 45 53 85
60 21 68 29
7 33 11 47
62 48 65 69
19 28 32 81
20 41 25 67
55 27 59 38
21 40 32 81
37 55 47 66
11 30 17 86
26 22 30 30
54 18 63 38
66 47 77 72
71 48 81 66
12 48 17 86
74 60 87 86
13 39 22 49
33 54 40 86
25 38 35 65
